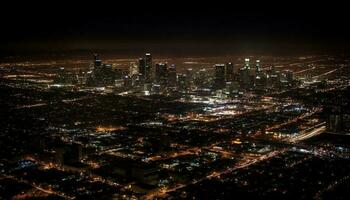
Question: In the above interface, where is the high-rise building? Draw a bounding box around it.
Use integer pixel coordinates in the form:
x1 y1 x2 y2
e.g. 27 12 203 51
255 60 261 75
214 64 226 89
155 63 168 86
253 59 266 93
138 58 146 81
177 74 188 91
285 70 294 83
226 62 234 82
239 67 249 89
129 62 138 77
94 54 102 67
124 75 132 88
226 81 239 95
238 58 254 90
255 73 267 93
145 53 152 82
244 58 250 70
167 64 177 87
139 58 146 76
87 54 116 86
185 68 194 88
266 66 280 90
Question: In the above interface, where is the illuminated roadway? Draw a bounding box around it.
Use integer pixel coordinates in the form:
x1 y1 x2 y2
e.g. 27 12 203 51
286 122 326 143
1 175 74 199
142 149 287 200
312 66 345 79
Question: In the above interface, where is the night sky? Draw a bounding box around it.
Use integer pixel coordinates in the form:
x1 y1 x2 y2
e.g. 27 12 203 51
1 1 350 56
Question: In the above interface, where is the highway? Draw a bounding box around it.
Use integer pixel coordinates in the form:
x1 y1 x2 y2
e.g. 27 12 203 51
286 122 326 143
312 66 345 79
1 175 74 199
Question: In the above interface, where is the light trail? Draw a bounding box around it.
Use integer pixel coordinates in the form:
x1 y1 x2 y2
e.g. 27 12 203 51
294 66 316 75
286 123 326 143
312 66 344 79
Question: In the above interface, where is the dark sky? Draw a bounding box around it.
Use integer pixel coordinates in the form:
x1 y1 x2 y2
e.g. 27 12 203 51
1 1 350 56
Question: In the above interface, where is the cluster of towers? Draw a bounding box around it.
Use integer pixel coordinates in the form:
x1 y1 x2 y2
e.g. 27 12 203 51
53 54 295 96
125 53 178 93
213 58 295 94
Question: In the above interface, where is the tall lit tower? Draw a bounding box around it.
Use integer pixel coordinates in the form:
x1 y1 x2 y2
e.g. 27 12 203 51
145 53 152 82
155 62 168 86
138 58 146 81
244 58 250 70
255 60 261 75
168 64 177 87
255 60 260 72
214 64 226 89
93 54 102 67
226 62 234 82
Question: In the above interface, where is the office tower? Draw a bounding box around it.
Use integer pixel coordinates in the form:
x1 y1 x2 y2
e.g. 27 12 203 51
226 62 234 82
255 73 267 93
129 62 138 77
225 82 233 94
145 53 152 82
177 74 188 91
214 64 226 89
266 66 280 89
238 58 254 90
185 68 194 87
226 81 239 95
54 67 67 84
124 75 132 88
138 58 146 81
255 60 261 75
87 55 116 86
77 69 86 85
168 64 177 87
155 63 168 86
239 67 250 90
94 54 102 67
244 58 250 70
128 62 139 87
285 70 294 83
194 68 209 88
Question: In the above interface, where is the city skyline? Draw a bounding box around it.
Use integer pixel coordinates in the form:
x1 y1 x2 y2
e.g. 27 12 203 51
1 3 350 199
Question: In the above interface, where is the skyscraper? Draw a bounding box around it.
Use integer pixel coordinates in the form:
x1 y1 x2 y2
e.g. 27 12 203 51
186 68 194 88
255 60 261 75
145 53 152 82
244 58 250 70
94 54 102 67
226 62 234 82
214 64 226 89
168 64 177 87
177 74 188 91
138 58 146 81
155 62 168 86
87 54 116 86
285 70 294 83
267 66 281 90
239 67 249 90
